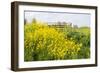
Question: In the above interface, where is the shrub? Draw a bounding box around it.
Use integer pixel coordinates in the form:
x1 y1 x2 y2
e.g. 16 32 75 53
24 22 82 61
62 25 90 59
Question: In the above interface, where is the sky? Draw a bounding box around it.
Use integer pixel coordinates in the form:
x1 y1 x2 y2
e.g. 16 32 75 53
24 11 91 27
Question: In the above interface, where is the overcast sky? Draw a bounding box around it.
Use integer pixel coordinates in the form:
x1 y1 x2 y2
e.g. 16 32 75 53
24 11 91 27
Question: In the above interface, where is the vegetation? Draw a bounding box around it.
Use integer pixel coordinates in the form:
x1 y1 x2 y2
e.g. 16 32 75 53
24 20 90 61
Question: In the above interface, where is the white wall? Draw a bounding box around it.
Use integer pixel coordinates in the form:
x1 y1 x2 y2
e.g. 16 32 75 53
0 0 99 73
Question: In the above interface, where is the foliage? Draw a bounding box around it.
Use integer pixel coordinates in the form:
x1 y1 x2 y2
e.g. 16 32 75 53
24 21 83 61
62 25 90 59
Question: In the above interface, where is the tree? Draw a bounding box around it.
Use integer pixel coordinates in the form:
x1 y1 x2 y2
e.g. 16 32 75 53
24 19 27 25
32 18 37 23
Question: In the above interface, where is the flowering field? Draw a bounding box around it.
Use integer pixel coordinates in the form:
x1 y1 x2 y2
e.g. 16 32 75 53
24 21 90 61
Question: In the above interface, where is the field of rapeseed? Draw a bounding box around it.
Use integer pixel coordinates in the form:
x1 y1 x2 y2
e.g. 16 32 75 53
24 20 90 61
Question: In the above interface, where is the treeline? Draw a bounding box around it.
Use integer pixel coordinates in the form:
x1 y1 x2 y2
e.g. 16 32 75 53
24 18 78 28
